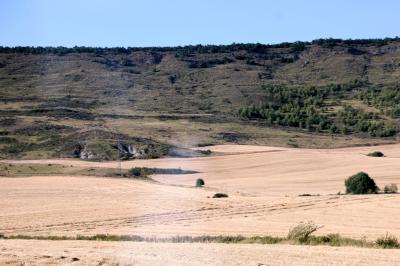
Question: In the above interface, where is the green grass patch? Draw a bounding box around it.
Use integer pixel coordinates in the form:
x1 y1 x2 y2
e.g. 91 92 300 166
0 163 198 183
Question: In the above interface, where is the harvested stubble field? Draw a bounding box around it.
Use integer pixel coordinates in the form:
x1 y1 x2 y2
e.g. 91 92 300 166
2 240 400 266
1 144 400 264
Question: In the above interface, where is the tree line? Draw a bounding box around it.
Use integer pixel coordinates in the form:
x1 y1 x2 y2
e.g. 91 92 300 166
1 37 399 55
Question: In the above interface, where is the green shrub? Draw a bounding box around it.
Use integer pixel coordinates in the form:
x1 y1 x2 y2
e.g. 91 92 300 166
199 149 212 155
84 141 120 161
311 233 341 246
367 151 384 157
129 167 145 177
345 172 379 194
310 233 369 247
384 184 398 194
376 234 400 248
196 178 205 187
128 167 154 178
128 167 197 179
212 193 228 198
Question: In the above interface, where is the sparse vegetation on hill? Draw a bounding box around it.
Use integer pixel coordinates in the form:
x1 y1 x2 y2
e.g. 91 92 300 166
239 83 397 137
2 38 400 159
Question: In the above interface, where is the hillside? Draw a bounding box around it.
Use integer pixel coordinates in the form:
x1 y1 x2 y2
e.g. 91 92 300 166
1 38 400 159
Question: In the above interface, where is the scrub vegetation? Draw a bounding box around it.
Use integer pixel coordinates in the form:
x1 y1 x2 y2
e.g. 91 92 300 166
2 38 400 160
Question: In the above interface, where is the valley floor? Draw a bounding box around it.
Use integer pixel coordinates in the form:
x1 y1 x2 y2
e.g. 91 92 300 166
1 144 400 264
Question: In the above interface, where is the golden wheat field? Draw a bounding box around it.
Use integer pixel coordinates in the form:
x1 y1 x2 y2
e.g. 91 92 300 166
1 144 400 265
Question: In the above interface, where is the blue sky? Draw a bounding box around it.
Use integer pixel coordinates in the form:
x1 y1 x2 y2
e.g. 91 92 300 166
1 0 399 47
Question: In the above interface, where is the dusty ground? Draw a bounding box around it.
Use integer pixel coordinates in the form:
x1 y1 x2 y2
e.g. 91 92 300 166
2 240 400 266
1 144 400 264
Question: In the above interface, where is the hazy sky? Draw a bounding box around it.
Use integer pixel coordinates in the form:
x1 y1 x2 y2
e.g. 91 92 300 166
1 0 399 47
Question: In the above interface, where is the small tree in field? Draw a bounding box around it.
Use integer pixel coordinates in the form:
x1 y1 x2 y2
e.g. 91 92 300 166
345 172 379 194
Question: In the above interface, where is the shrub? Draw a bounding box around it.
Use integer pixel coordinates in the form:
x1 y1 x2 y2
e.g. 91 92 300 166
345 172 379 194
128 167 153 178
128 167 197 178
298 193 320 197
287 221 321 243
83 141 120 161
129 167 145 177
196 178 205 187
212 193 228 198
199 149 212 155
367 151 384 157
310 233 370 247
384 184 398 194
376 234 400 248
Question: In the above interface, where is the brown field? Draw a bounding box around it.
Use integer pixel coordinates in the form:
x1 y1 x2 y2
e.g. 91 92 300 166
1 144 400 264
2 240 400 266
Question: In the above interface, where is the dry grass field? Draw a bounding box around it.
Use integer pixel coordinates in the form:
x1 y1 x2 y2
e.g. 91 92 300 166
2 240 400 266
1 144 400 264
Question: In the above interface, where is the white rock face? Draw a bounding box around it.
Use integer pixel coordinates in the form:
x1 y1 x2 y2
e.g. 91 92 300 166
80 148 94 160
117 144 144 158
128 145 137 155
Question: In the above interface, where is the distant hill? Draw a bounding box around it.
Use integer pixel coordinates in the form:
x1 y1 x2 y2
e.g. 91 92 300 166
1 38 400 159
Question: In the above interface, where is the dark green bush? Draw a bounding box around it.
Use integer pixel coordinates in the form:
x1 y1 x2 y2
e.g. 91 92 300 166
196 178 205 187
367 151 384 157
345 172 379 194
376 234 400 248
0 118 16 126
128 167 197 178
129 167 147 177
212 193 228 198
199 149 212 155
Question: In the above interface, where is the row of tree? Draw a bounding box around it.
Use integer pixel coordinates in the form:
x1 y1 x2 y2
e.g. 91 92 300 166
1 37 399 55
